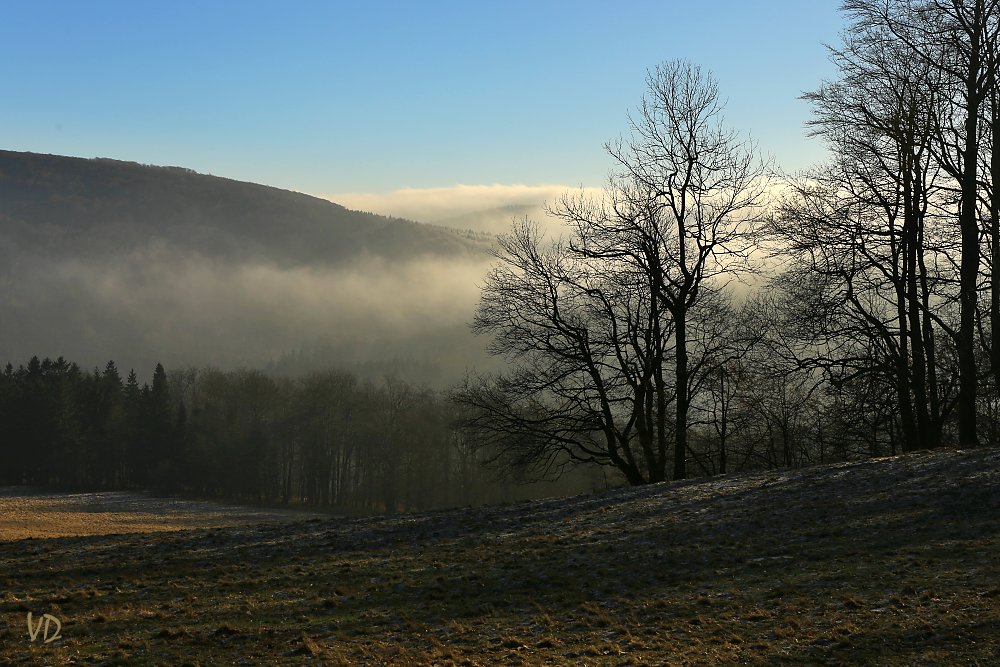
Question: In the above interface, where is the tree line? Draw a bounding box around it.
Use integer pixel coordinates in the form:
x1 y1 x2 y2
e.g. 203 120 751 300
0 356 598 512
0 357 176 491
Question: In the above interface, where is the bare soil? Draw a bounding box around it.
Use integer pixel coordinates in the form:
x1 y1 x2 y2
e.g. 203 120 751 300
1 448 999 665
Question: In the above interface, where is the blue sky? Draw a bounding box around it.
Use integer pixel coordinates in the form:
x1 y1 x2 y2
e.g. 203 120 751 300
2 1 843 206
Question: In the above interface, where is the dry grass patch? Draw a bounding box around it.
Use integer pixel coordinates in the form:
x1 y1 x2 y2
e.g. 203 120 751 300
0 487 319 540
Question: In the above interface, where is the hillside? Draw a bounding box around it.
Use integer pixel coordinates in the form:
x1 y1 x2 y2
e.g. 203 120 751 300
1 448 998 665
0 151 495 376
0 150 488 265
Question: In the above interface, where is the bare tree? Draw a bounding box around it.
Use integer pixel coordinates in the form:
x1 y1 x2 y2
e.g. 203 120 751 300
452 61 767 484
451 219 674 485
768 1 1000 452
840 0 1000 447
687 296 761 475
581 61 768 479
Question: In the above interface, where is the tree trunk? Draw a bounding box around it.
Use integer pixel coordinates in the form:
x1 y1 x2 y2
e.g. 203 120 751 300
958 1 985 450
673 308 688 480
958 104 982 450
718 373 728 475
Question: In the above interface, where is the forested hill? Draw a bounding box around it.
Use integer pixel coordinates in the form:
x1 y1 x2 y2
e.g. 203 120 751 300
0 150 490 264
0 150 496 376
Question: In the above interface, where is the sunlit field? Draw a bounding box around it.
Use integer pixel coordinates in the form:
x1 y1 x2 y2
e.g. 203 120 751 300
0 488 316 541
2 449 998 666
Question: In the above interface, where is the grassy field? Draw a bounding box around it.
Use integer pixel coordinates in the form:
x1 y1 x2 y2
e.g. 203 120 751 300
1 449 999 666
0 488 319 541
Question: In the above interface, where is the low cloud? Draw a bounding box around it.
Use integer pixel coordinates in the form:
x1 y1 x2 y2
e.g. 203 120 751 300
0 243 496 383
318 183 605 225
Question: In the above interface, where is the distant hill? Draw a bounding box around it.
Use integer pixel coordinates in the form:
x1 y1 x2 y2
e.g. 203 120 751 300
0 150 490 265
0 150 496 378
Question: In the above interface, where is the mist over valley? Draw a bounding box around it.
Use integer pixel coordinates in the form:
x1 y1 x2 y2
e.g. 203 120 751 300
0 150 505 383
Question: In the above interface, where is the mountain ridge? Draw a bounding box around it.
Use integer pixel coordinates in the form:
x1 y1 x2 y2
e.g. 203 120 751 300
0 149 491 265
0 149 495 377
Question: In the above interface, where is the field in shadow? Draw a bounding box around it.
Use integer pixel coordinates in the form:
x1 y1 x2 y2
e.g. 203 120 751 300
1 448 998 665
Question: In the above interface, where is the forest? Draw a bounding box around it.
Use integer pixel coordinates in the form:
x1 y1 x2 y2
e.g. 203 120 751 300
0 345 927 513
0 356 605 512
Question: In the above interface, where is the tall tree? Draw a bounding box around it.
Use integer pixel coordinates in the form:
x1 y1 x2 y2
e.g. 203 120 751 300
453 61 765 484
842 0 1000 447
586 60 767 478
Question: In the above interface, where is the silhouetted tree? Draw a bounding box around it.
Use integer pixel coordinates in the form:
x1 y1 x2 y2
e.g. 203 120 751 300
600 61 768 478
454 61 766 484
840 0 1000 447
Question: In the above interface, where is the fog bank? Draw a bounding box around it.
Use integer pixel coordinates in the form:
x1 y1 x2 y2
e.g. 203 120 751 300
1 242 496 384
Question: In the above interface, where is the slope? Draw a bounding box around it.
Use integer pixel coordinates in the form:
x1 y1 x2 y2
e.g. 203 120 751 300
1 447 997 664
0 150 488 265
